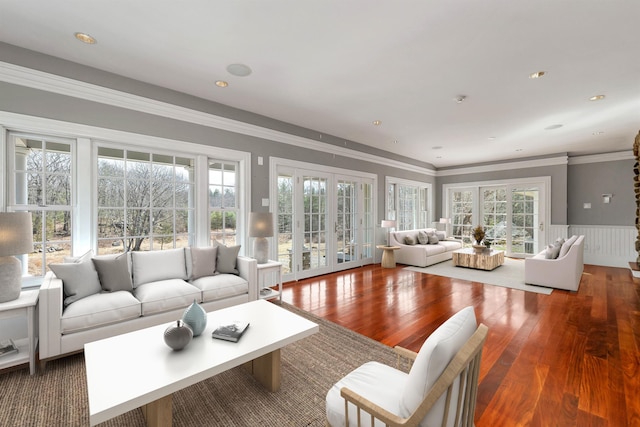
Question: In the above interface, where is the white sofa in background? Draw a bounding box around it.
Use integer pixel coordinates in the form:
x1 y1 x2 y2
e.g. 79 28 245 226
525 235 585 291
389 229 463 267
39 246 257 365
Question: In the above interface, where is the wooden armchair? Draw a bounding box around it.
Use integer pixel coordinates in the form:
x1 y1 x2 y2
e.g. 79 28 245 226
326 307 488 427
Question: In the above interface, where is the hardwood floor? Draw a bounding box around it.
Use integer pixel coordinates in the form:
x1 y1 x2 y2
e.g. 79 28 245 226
281 262 640 427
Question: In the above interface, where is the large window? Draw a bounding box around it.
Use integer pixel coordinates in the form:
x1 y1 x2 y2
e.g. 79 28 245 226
386 178 431 230
97 146 195 254
209 161 238 245
9 133 73 279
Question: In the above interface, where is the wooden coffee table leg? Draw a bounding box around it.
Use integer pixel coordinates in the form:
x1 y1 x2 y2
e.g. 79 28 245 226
142 394 173 427
251 349 281 392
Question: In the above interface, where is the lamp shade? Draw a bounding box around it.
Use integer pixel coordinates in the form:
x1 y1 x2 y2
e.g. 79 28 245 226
0 212 33 256
249 212 274 238
381 220 396 228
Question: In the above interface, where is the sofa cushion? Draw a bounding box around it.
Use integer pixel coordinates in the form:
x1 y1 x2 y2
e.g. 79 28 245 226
559 235 578 258
438 239 463 251
134 279 201 316
190 246 218 279
417 231 429 245
61 291 141 334
131 248 188 287
214 242 241 274
545 243 562 259
92 253 133 292
50 259 102 307
404 235 416 245
435 231 446 241
400 306 477 422
191 274 248 302
325 361 408 427
427 232 439 244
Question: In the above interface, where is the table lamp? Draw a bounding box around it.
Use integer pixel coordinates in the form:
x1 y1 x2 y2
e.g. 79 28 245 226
0 212 33 303
249 212 274 264
381 220 396 247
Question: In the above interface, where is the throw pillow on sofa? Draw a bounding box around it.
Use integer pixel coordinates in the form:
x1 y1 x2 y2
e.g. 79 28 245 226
417 231 429 245
190 246 218 279
131 248 188 287
50 259 102 307
92 253 133 292
404 235 416 245
214 242 241 274
544 242 562 259
427 232 439 244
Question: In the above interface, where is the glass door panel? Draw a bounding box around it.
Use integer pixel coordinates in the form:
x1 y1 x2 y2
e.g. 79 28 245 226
302 175 329 276
336 179 358 269
276 173 294 274
511 187 540 256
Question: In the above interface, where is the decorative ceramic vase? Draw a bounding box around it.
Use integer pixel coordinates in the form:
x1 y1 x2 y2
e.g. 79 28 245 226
164 319 193 350
182 299 207 337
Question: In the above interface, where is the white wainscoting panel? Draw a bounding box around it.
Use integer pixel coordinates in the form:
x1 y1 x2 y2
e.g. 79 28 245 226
548 225 569 240
569 225 635 268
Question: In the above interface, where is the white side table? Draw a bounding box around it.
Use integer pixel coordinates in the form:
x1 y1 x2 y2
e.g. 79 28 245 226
257 261 283 303
0 289 39 375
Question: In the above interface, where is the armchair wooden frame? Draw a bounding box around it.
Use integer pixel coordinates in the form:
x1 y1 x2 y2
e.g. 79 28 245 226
334 323 488 427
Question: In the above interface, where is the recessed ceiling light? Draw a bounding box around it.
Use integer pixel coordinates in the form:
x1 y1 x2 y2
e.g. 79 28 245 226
393 139 398 144
488 136 496 140
454 95 466 103
529 71 545 79
74 32 96 44
589 95 605 101
515 148 523 152
545 124 563 130
215 80 229 88
436 156 442 159
372 120 382 126
592 131 604 136
432 146 443 150
226 64 252 77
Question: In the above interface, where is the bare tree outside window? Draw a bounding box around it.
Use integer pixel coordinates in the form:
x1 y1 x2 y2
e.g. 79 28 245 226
97 147 194 254
11 135 73 277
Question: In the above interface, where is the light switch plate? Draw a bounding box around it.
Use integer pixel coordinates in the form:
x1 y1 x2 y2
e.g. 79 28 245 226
261 198 269 207
583 203 591 209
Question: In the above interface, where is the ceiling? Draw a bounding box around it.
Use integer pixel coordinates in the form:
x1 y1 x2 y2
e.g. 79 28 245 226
1 1 639 168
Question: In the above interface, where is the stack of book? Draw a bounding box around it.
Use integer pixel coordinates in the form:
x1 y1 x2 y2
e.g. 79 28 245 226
211 321 250 343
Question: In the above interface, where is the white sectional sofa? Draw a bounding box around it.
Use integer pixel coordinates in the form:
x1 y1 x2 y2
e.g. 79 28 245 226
389 228 463 267
39 246 257 365
525 235 585 291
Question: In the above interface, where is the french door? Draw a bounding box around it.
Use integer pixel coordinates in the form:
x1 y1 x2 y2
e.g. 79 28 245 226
447 179 548 257
276 168 374 281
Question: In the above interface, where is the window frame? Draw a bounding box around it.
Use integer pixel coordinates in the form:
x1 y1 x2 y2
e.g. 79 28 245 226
1 116 251 288
6 131 76 285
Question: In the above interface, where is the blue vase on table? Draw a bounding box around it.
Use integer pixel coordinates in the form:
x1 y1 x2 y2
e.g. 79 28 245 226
182 300 207 337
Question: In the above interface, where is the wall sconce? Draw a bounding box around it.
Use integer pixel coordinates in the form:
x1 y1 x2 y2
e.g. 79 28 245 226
602 194 613 204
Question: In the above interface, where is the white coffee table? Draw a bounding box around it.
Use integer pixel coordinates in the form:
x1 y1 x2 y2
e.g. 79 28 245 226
85 299 319 427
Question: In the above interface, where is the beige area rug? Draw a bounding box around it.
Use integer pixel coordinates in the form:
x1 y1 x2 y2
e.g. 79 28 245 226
404 257 553 295
0 304 398 427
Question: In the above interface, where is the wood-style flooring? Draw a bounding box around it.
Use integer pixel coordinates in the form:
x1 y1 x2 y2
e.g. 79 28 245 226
281 262 640 427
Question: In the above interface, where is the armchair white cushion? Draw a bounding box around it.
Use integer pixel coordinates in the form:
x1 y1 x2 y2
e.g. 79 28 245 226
326 306 485 427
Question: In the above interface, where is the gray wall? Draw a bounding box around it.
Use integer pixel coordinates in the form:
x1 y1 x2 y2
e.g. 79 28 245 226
436 163 569 225
568 160 634 226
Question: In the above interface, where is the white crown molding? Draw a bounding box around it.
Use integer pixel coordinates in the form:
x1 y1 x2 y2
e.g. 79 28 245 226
0 61 435 177
568 151 633 165
436 156 569 177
